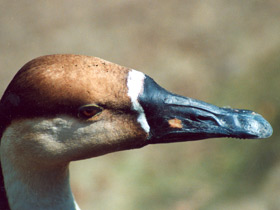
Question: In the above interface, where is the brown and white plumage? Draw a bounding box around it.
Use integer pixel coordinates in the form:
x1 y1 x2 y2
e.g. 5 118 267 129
0 54 272 210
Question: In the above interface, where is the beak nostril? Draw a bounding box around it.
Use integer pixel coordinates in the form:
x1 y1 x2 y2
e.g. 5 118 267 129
197 115 210 121
196 115 219 126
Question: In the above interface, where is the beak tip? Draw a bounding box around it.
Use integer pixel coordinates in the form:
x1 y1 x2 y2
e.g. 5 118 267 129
258 121 273 139
248 114 273 139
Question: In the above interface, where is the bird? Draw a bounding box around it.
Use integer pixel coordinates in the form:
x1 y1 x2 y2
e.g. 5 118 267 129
0 54 272 210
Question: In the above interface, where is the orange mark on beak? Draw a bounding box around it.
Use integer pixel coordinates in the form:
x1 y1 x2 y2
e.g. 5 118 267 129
168 118 183 129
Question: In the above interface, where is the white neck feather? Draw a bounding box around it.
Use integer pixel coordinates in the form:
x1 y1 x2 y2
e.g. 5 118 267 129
0 118 82 210
1 160 79 210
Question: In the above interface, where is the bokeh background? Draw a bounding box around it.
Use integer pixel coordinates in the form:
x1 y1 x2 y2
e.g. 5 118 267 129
1 1 280 209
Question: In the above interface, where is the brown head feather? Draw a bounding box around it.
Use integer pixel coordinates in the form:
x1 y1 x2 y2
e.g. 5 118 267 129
1 54 132 121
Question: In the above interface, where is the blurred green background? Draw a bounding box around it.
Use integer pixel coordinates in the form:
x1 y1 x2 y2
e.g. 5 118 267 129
0 1 279 209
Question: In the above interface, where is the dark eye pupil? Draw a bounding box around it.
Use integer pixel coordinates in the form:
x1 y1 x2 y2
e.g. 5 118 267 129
78 105 103 118
83 109 96 116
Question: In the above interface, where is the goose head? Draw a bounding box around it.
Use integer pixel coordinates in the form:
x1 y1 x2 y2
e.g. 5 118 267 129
0 54 273 163
0 54 273 209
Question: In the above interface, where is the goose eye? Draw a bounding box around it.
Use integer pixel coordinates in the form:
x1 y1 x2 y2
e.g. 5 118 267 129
78 105 103 119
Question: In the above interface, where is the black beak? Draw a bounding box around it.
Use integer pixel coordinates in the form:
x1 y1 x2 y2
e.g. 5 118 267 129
139 76 273 143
